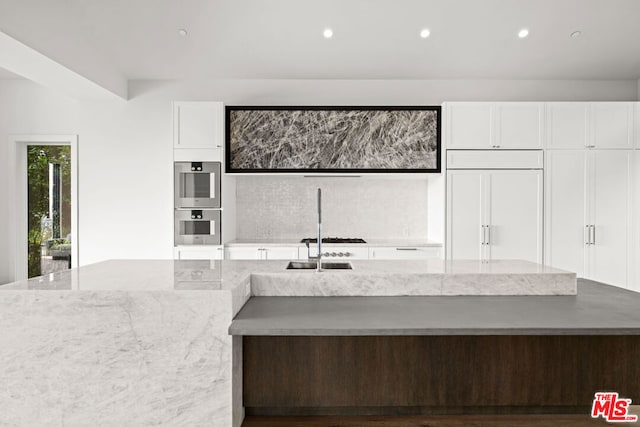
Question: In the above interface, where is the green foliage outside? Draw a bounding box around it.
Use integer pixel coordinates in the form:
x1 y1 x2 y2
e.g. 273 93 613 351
27 146 71 278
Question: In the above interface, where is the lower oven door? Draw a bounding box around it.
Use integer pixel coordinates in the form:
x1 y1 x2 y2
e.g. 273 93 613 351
175 209 221 245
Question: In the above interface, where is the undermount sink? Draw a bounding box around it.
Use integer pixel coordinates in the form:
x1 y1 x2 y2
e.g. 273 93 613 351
286 261 353 270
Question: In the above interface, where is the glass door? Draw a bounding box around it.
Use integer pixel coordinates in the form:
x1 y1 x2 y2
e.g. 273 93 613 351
27 145 72 278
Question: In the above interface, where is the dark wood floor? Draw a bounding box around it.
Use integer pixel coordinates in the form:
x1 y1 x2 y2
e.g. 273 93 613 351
242 414 617 427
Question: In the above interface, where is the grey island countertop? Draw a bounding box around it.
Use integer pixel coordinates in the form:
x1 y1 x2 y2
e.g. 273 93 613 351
230 279 640 336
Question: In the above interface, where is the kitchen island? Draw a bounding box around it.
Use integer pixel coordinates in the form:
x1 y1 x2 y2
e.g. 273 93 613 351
4 259 636 426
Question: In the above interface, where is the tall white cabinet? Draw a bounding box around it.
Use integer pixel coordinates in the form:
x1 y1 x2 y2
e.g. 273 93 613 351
544 101 635 289
446 101 637 291
446 151 543 263
634 151 640 293
173 101 228 260
545 150 633 287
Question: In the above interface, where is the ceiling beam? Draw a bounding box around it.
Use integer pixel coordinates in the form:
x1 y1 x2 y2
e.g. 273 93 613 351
0 31 127 101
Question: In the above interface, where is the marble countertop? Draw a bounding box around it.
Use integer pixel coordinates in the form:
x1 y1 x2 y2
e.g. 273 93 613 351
0 258 577 426
224 238 443 247
0 259 574 295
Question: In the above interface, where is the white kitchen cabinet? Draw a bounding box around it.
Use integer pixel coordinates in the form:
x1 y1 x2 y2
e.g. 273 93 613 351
588 150 633 286
545 102 634 150
446 169 543 263
225 246 261 260
590 103 634 149
446 102 543 149
546 103 589 149
545 149 633 288
225 245 300 260
485 170 543 263
369 246 442 260
174 245 224 260
173 101 224 158
495 103 544 149
633 151 640 292
261 246 300 260
544 150 588 277
446 103 492 149
446 170 485 260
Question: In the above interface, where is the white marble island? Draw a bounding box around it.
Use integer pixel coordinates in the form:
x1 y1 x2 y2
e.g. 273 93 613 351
0 259 576 426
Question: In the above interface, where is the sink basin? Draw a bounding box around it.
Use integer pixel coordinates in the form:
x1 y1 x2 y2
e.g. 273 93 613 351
286 261 353 270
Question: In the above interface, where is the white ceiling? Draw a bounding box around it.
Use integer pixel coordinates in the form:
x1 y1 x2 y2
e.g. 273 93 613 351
1 0 640 81
0 67 23 79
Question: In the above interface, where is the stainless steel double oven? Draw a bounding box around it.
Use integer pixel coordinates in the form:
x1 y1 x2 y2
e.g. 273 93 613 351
174 161 221 245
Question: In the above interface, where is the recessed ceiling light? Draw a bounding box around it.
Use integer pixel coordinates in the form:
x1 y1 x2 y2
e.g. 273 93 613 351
178 29 188 37
323 28 333 39
518 28 529 38
570 30 582 38
420 28 431 39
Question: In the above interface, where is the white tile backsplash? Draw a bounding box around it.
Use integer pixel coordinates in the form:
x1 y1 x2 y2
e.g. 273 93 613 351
235 176 429 240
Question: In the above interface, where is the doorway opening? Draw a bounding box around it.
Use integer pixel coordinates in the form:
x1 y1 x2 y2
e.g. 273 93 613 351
10 135 78 282
27 145 72 278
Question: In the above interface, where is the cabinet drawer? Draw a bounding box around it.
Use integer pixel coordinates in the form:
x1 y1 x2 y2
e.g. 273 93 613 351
447 150 543 169
174 246 224 260
369 246 442 260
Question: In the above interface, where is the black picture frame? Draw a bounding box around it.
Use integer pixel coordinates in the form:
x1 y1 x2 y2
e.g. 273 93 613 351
225 105 442 173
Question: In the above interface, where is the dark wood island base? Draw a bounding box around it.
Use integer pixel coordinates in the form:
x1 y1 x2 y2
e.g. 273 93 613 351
243 335 640 417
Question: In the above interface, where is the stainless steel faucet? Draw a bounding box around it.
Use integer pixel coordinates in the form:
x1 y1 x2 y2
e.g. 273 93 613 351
316 188 322 272
306 188 323 272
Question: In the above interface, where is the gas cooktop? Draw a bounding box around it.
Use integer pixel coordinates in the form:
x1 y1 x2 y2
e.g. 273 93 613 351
300 237 367 244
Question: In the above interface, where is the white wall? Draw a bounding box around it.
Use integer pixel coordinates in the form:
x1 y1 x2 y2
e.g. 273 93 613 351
235 176 429 241
130 79 639 103
0 80 78 284
1 77 638 283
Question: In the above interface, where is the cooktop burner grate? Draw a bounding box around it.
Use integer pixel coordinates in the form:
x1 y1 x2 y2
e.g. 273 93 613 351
300 237 367 244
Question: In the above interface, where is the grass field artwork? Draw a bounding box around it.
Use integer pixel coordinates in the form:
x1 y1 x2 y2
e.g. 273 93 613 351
226 106 441 173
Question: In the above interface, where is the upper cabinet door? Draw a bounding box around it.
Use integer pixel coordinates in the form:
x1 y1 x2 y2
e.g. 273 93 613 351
173 102 224 153
546 103 589 149
495 103 543 149
446 102 542 149
590 102 634 149
446 103 492 149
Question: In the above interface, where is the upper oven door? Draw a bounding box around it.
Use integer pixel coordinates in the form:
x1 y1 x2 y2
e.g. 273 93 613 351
175 162 221 208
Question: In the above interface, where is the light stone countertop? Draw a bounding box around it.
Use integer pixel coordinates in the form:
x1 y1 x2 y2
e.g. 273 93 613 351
0 259 575 297
224 238 443 247
0 258 576 426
